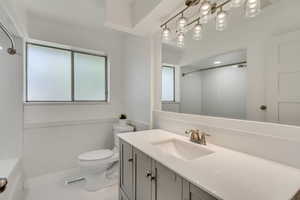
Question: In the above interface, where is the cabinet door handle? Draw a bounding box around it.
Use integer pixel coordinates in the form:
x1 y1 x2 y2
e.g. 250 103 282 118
151 175 156 181
146 170 152 178
128 158 133 162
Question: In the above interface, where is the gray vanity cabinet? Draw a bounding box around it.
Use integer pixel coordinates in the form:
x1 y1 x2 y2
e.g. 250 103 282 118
155 162 182 200
119 139 218 200
133 148 153 200
120 189 130 200
183 180 218 200
120 140 134 200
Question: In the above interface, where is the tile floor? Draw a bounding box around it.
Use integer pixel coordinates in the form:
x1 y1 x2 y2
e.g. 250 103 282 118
24 169 118 200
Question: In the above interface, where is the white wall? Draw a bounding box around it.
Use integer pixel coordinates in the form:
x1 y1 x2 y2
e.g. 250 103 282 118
161 102 180 113
0 32 23 159
202 66 246 119
180 65 246 118
180 71 202 115
123 34 151 130
131 0 161 26
162 44 182 66
23 15 126 178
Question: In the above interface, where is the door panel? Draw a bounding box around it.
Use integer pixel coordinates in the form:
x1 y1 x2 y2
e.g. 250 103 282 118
120 188 130 200
134 148 152 200
120 140 133 200
155 162 182 200
266 30 300 126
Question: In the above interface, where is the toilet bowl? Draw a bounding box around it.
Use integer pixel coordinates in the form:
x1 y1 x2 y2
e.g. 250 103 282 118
78 124 134 191
78 149 118 191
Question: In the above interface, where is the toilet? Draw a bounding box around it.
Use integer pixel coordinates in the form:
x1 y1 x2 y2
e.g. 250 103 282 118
78 124 134 191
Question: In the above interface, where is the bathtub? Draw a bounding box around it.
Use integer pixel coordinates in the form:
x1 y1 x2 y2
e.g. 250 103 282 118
0 158 23 200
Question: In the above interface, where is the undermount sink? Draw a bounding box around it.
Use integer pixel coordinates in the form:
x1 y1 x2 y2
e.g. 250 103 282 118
151 139 214 161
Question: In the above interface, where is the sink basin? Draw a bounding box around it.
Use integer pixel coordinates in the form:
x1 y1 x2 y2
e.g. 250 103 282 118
151 139 214 161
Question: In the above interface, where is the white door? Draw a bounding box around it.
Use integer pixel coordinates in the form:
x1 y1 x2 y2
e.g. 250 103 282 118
266 30 300 126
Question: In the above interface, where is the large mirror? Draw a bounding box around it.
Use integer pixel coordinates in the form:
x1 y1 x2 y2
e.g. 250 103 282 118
161 0 300 126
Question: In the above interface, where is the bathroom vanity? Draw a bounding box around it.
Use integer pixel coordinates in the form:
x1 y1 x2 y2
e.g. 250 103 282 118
119 129 300 200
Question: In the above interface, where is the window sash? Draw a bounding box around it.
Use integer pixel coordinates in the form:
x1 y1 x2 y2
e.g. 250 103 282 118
161 66 175 102
25 42 108 103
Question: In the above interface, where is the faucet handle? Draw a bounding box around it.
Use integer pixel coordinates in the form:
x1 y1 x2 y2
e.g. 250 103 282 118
201 132 210 137
185 129 194 135
200 132 210 145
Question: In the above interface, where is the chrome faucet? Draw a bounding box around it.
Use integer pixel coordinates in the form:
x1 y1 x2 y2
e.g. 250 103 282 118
0 178 8 193
185 129 210 145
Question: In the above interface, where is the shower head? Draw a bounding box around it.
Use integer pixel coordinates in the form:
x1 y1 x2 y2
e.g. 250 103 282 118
0 22 17 56
7 47 16 55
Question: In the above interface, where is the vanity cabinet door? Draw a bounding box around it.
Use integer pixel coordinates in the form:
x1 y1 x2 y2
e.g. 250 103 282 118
133 148 152 200
120 139 134 200
155 162 182 200
189 184 218 200
120 188 130 200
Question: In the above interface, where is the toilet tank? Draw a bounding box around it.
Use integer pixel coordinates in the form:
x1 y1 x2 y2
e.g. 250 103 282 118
113 124 134 148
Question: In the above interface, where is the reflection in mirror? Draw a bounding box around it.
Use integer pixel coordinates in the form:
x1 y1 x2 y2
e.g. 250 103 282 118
181 50 247 119
160 0 300 127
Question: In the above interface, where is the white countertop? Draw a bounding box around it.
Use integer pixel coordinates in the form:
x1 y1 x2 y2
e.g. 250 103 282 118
119 129 300 200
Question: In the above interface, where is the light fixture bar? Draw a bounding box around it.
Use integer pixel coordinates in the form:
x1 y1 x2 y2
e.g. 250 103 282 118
161 0 261 47
185 0 231 28
160 6 190 28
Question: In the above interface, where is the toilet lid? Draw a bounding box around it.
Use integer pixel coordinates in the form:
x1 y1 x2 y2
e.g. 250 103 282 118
78 149 113 161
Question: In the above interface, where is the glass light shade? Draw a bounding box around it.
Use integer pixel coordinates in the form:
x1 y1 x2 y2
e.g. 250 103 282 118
245 0 261 18
177 16 187 31
200 14 209 24
162 27 171 41
216 11 228 31
177 32 185 47
200 1 211 16
231 0 245 7
193 24 202 40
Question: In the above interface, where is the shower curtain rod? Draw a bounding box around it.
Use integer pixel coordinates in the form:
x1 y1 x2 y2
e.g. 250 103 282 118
182 61 247 77
0 22 16 55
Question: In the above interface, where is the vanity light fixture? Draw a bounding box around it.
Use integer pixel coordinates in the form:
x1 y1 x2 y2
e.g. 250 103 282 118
161 0 261 47
192 21 203 40
162 26 171 41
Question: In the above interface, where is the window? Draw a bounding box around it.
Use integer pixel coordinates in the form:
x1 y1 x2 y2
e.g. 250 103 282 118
26 43 108 102
161 66 175 102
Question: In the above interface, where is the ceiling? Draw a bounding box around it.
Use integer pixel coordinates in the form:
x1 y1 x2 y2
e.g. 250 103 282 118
5 0 283 38
24 0 107 31
182 49 247 72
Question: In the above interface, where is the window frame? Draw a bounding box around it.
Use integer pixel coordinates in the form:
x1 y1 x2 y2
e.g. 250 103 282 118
161 65 176 103
25 42 108 103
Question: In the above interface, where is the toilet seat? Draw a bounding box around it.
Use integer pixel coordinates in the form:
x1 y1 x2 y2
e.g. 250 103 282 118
78 149 113 161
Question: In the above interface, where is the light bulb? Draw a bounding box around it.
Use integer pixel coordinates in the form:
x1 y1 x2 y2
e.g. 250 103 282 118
200 1 211 16
200 14 209 24
193 24 202 40
231 0 245 8
177 32 185 48
245 0 260 18
216 10 228 31
177 16 187 32
162 27 171 41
